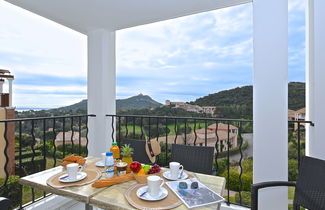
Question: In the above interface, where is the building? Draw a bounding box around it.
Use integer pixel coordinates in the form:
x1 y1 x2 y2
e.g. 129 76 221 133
202 106 217 115
3 0 324 209
0 69 15 178
165 100 216 115
188 123 238 152
55 131 87 146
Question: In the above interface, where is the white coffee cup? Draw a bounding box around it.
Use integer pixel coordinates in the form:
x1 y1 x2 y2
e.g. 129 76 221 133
66 163 79 180
169 162 184 180
147 175 164 197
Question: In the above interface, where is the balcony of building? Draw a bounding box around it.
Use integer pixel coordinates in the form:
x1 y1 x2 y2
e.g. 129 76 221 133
0 0 325 209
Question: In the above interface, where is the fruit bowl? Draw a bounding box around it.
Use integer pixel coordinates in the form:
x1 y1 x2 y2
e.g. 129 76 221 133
133 171 163 184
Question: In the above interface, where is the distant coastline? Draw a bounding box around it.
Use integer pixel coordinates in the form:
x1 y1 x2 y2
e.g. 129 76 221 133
15 107 52 112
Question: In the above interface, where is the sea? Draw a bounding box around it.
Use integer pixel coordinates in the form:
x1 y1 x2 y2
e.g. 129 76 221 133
15 107 52 112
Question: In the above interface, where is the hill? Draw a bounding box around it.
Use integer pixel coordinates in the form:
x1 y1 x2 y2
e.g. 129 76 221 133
57 94 162 111
191 82 305 119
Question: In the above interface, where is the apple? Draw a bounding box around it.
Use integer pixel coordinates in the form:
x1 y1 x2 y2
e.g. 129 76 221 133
143 165 151 174
130 161 142 173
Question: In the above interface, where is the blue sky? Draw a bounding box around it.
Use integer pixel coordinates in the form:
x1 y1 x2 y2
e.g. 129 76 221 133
0 0 305 108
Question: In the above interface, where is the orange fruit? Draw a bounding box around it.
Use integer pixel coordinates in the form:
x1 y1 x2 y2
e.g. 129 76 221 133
137 168 146 175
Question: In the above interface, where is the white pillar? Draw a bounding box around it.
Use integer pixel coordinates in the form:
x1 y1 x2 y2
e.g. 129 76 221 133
87 29 116 157
0 80 4 106
0 80 4 93
253 0 288 209
306 0 325 160
7 78 14 107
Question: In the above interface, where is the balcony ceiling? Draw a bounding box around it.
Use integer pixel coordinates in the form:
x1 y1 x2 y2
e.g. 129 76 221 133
5 0 251 34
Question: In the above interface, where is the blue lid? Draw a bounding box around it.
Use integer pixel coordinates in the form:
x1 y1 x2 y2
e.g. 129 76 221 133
106 152 113 156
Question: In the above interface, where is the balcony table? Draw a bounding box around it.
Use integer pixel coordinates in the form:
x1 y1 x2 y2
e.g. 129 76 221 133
89 171 226 210
19 157 226 210
19 156 104 210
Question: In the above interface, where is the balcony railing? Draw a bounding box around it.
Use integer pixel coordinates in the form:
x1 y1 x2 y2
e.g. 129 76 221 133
0 114 95 209
0 114 314 209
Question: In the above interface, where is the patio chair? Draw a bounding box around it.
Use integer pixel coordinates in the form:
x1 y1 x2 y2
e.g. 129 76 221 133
0 197 11 210
171 144 214 174
120 139 152 164
251 156 325 210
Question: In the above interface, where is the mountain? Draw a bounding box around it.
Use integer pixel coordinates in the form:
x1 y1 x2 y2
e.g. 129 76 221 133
57 94 162 111
116 94 162 110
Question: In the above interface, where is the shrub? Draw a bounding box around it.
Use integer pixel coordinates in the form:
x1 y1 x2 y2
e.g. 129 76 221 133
15 133 36 147
56 144 88 156
143 125 170 138
221 169 240 191
288 159 298 181
215 158 228 175
0 175 21 208
235 191 251 206
16 156 45 176
242 172 253 191
217 141 249 158
242 158 253 173
15 150 42 160
221 170 253 192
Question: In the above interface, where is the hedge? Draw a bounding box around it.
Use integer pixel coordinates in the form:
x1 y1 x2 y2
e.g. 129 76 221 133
217 141 249 158
15 150 42 160
15 156 45 176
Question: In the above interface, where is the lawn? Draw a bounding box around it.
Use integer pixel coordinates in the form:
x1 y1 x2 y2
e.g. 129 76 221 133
119 121 208 137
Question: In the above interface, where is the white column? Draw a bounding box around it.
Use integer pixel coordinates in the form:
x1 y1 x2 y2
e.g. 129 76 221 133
0 80 4 106
0 80 4 93
7 78 14 107
87 29 116 157
306 0 325 160
253 0 288 209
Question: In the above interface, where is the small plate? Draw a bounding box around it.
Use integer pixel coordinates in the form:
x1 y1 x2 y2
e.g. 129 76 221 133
136 186 168 201
163 170 188 181
95 161 105 167
59 172 87 183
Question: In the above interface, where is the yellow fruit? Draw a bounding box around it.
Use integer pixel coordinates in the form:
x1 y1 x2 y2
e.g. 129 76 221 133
137 168 146 175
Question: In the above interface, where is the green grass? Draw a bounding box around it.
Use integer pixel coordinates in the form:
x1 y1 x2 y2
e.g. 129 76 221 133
288 186 295 200
119 122 207 137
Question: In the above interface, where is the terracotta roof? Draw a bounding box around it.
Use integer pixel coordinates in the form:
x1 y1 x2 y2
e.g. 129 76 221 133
55 131 87 146
296 108 305 114
288 109 296 118
207 123 238 130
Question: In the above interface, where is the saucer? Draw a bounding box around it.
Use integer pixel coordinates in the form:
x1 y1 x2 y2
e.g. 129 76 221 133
136 186 168 201
95 161 105 167
59 172 87 183
163 170 188 181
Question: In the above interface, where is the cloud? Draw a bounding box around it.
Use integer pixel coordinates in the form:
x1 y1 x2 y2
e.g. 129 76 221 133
0 0 306 107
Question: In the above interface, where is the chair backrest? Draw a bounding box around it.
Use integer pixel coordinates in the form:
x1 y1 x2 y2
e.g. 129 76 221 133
0 197 11 210
293 156 325 210
171 144 214 174
119 139 152 164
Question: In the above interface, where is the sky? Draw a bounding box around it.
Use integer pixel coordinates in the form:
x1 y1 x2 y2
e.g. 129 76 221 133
0 0 305 109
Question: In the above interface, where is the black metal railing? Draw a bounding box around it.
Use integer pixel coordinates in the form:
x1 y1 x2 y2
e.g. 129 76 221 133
0 113 314 209
106 114 253 207
106 114 314 207
0 114 95 209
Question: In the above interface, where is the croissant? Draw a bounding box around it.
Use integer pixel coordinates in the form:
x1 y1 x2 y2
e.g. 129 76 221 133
61 155 86 167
